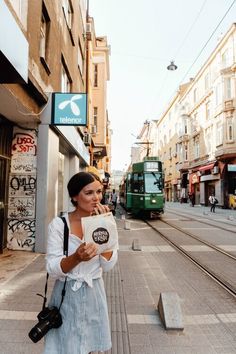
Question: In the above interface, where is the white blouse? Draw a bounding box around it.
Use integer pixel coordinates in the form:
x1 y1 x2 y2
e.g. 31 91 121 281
46 214 118 291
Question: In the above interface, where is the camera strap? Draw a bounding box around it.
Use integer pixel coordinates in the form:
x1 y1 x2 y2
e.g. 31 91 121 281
38 216 69 310
58 216 69 310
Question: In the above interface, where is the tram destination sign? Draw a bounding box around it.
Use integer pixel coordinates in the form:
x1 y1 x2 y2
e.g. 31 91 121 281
52 93 87 126
144 161 160 172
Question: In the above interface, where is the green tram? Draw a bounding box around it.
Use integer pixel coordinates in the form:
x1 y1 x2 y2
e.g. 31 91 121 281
119 157 165 218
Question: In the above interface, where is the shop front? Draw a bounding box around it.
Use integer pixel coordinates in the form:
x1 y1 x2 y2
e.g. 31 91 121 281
189 172 200 205
226 164 236 209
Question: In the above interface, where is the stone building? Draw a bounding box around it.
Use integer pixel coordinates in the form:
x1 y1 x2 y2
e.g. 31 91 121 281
135 23 236 208
0 0 111 253
175 23 236 208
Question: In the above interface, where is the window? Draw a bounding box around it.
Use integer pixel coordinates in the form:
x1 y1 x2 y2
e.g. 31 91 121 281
222 49 229 69
40 3 50 69
78 40 84 75
184 118 188 134
93 107 98 127
9 0 28 29
204 73 210 90
226 117 234 141
205 127 212 154
216 122 223 146
225 77 232 100
62 0 73 30
144 173 162 193
94 64 98 87
175 143 178 154
61 65 71 93
179 144 183 161
215 83 221 106
193 88 198 104
205 101 210 120
132 173 144 193
184 143 188 161
193 137 200 158
191 113 198 133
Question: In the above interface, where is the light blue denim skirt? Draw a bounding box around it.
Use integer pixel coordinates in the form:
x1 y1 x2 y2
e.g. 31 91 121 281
43 277 111 354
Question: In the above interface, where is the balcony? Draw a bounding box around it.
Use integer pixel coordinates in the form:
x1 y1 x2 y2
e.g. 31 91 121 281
224 99 235 112
177 134 189 143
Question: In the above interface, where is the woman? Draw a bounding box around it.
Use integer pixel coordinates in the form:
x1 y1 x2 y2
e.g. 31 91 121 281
44 172 118 354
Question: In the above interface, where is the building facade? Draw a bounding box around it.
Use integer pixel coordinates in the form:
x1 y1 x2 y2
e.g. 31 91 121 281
134 23 236 208
158 23 236 207
0 0 111 253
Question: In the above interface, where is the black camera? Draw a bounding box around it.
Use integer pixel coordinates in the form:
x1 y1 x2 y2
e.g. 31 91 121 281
28 306 62 343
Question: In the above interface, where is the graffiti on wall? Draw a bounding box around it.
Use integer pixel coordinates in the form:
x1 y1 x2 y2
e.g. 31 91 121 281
9 175 36 196
7 127 37 251
8 197 35 218
11 132 37 173
7 219 35 249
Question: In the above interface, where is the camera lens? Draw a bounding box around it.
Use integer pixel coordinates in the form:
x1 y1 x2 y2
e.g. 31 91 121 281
28 319 51 343
28 307 62 343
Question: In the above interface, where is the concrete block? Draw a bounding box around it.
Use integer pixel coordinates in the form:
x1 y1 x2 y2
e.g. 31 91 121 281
157 292 184 330
132 239 142 251
124 220 131 230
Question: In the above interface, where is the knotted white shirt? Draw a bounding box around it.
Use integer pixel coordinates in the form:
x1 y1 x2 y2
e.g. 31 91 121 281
46 215 118 291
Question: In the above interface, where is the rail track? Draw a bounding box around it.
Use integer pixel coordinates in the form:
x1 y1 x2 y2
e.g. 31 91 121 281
145 217 236 298
165 208 236 233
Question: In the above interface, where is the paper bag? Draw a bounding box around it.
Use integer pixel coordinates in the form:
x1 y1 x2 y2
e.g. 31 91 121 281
81 212 119 254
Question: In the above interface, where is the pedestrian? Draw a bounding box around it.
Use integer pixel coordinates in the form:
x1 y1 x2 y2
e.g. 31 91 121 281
189 192 195 207
209 193 218 213
110 189 118 210
43 172 118 354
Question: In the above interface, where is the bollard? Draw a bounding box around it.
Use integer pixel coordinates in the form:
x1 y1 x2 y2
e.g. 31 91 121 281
124 220 131 230
132 239 141 251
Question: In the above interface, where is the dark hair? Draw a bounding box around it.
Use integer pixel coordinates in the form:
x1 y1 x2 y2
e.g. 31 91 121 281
67 172 101 206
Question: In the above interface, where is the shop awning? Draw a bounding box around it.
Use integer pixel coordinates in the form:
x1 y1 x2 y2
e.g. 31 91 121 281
198 163 215 171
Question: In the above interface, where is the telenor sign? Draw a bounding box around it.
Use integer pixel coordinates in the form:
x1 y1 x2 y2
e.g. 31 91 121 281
52 93 87 126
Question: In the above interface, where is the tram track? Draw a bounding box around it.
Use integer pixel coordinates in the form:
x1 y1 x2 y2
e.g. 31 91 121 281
165 208 236 233
145 218 236 298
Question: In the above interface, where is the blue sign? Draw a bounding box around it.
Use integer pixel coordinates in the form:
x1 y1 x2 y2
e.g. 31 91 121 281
52 93 87 126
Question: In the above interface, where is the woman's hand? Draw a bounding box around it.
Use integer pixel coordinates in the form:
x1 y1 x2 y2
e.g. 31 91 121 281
75 242 98 262
92 203 110 215
61 242 98 273
101 251 113 261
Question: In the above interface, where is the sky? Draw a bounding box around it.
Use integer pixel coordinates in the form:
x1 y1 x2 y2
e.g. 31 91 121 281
89 0 236 171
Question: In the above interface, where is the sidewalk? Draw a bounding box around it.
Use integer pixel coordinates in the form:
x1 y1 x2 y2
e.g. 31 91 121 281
0 206 236 353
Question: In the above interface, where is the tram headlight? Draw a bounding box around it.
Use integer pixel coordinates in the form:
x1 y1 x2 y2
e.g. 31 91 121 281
151 199 156 203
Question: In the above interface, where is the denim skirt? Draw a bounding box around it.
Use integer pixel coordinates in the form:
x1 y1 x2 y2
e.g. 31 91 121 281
43 278 111 354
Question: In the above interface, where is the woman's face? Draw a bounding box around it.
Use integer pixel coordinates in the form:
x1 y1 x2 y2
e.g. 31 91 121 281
74 180 103 214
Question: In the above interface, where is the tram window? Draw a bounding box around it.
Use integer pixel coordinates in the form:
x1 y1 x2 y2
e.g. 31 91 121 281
127 173 132 192
132 173 144 193
145 173 162 193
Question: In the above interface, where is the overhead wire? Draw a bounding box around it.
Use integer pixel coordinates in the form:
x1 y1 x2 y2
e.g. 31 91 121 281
172 0 208 60
149 0 209 119
179 0 236 84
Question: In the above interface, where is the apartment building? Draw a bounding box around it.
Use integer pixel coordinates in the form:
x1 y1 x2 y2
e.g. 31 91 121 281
0 0 111 253
156 23 236 207
87 24 111 179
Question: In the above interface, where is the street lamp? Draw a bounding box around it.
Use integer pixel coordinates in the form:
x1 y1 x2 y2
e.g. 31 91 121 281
167 61 178 71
